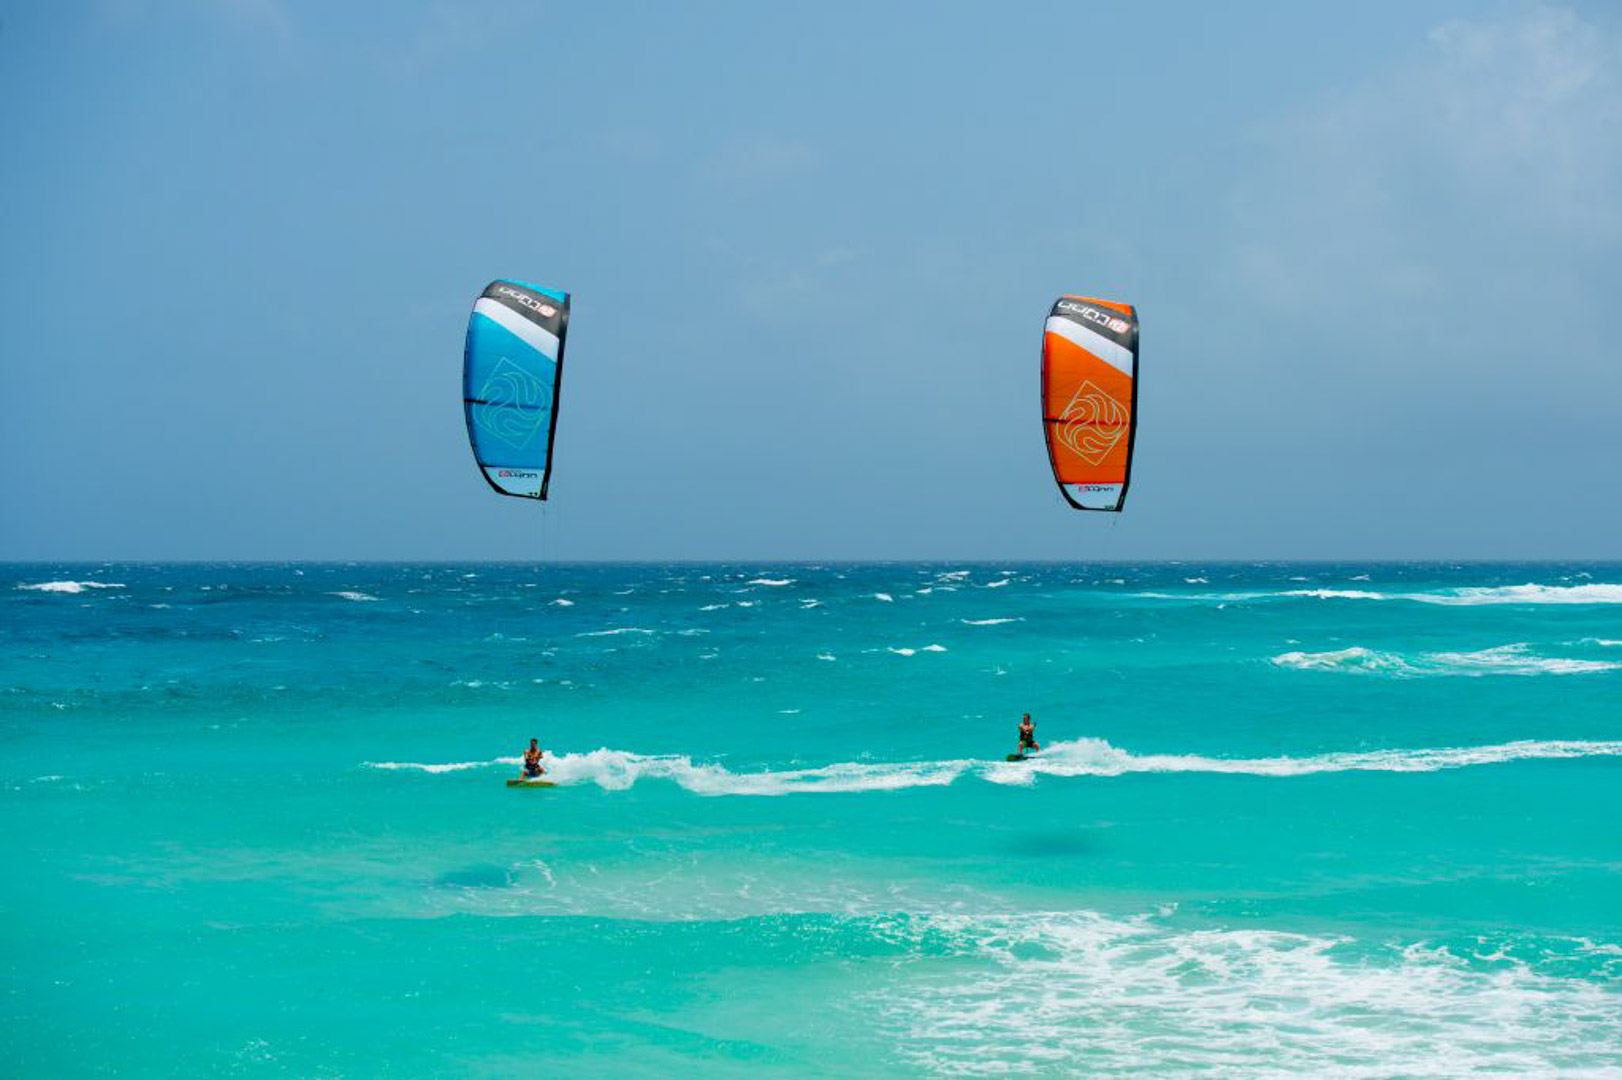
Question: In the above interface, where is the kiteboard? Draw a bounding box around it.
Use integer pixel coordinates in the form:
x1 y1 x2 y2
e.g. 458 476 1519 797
506 778 556 788
1005 753 1028 762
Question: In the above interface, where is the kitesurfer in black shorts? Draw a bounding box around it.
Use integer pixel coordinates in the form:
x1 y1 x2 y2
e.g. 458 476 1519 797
522 738 545 778
1017 714 1040 754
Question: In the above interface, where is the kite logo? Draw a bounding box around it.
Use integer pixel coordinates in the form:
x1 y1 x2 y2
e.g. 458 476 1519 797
1057 300 1130 336
1057 380 1128 465
473 357 547 448
497 470 539 479
496 286 558 319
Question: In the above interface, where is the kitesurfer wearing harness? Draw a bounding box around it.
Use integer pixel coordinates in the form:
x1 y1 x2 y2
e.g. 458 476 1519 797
1017 714 1040 755
521 738 545 779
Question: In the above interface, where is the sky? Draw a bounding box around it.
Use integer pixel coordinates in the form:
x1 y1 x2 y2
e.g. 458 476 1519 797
2 1 1619 561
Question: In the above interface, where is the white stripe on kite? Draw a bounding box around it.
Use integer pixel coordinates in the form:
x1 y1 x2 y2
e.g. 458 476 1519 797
1045 317 1133 376
474 298 560 360
1067 482 1124 510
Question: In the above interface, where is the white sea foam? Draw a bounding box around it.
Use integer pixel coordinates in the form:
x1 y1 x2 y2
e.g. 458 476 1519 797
868 910 1622 1077
329 591 379 602
747 577 793 586
1272 643 1622 677
1427 644 1622 676
961 617 1021 626
550 598 575 606
888 644 947 657
873 593 894 602
576 627 657 637
368 737 1622 796
364 759 496 774
816 653 837 661
18 581 125 594
1147 582 1622 606
1270 646 1418 674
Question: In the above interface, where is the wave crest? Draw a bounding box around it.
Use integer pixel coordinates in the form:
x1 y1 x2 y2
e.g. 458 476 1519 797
1146 582 1622 606
17 581 126 594
1272 643 1622 677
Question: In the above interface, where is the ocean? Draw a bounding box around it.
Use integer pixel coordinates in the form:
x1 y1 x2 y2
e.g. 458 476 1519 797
3 562 1620 1077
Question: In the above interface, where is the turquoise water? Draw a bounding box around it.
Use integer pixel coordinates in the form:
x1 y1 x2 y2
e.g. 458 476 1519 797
4 563 1621 1076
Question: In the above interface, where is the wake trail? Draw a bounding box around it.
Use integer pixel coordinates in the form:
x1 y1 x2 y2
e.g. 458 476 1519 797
364 736 1622 796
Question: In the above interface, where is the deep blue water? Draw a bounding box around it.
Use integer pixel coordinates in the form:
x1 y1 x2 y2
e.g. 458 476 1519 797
3 562 1620 1076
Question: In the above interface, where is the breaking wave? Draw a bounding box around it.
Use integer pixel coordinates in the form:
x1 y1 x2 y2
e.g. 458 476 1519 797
868 911 1622 1077
17 580 125 594
364 736 1622 796
1143 582 1622 606
1271 643 1622 677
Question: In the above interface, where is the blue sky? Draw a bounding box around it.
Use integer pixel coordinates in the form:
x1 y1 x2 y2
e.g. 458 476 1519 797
2 1 1619 560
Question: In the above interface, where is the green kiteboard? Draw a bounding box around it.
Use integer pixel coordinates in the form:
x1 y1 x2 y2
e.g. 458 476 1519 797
507 778 556 788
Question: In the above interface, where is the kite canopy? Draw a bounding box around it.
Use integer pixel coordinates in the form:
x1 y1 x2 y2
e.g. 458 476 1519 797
463 280 569 499
1041 296 1139 512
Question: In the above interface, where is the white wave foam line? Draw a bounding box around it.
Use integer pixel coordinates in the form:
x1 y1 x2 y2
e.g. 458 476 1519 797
367 737 1622 796
550 598 574 606
329 591 379 602
866 911 1622 1077
746 577 793 587
576 627 657 637
364 759 510 774
18 581 125 594
1146 583 1622 606
873 592 894 602
889 645 947 656
1271 646 1418 674
541 749 971 795
1272 644 1622 677
961 617 1021 626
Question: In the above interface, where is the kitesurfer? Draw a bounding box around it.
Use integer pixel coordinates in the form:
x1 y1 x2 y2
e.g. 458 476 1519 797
1017 714 1040 755
521 738 545 779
